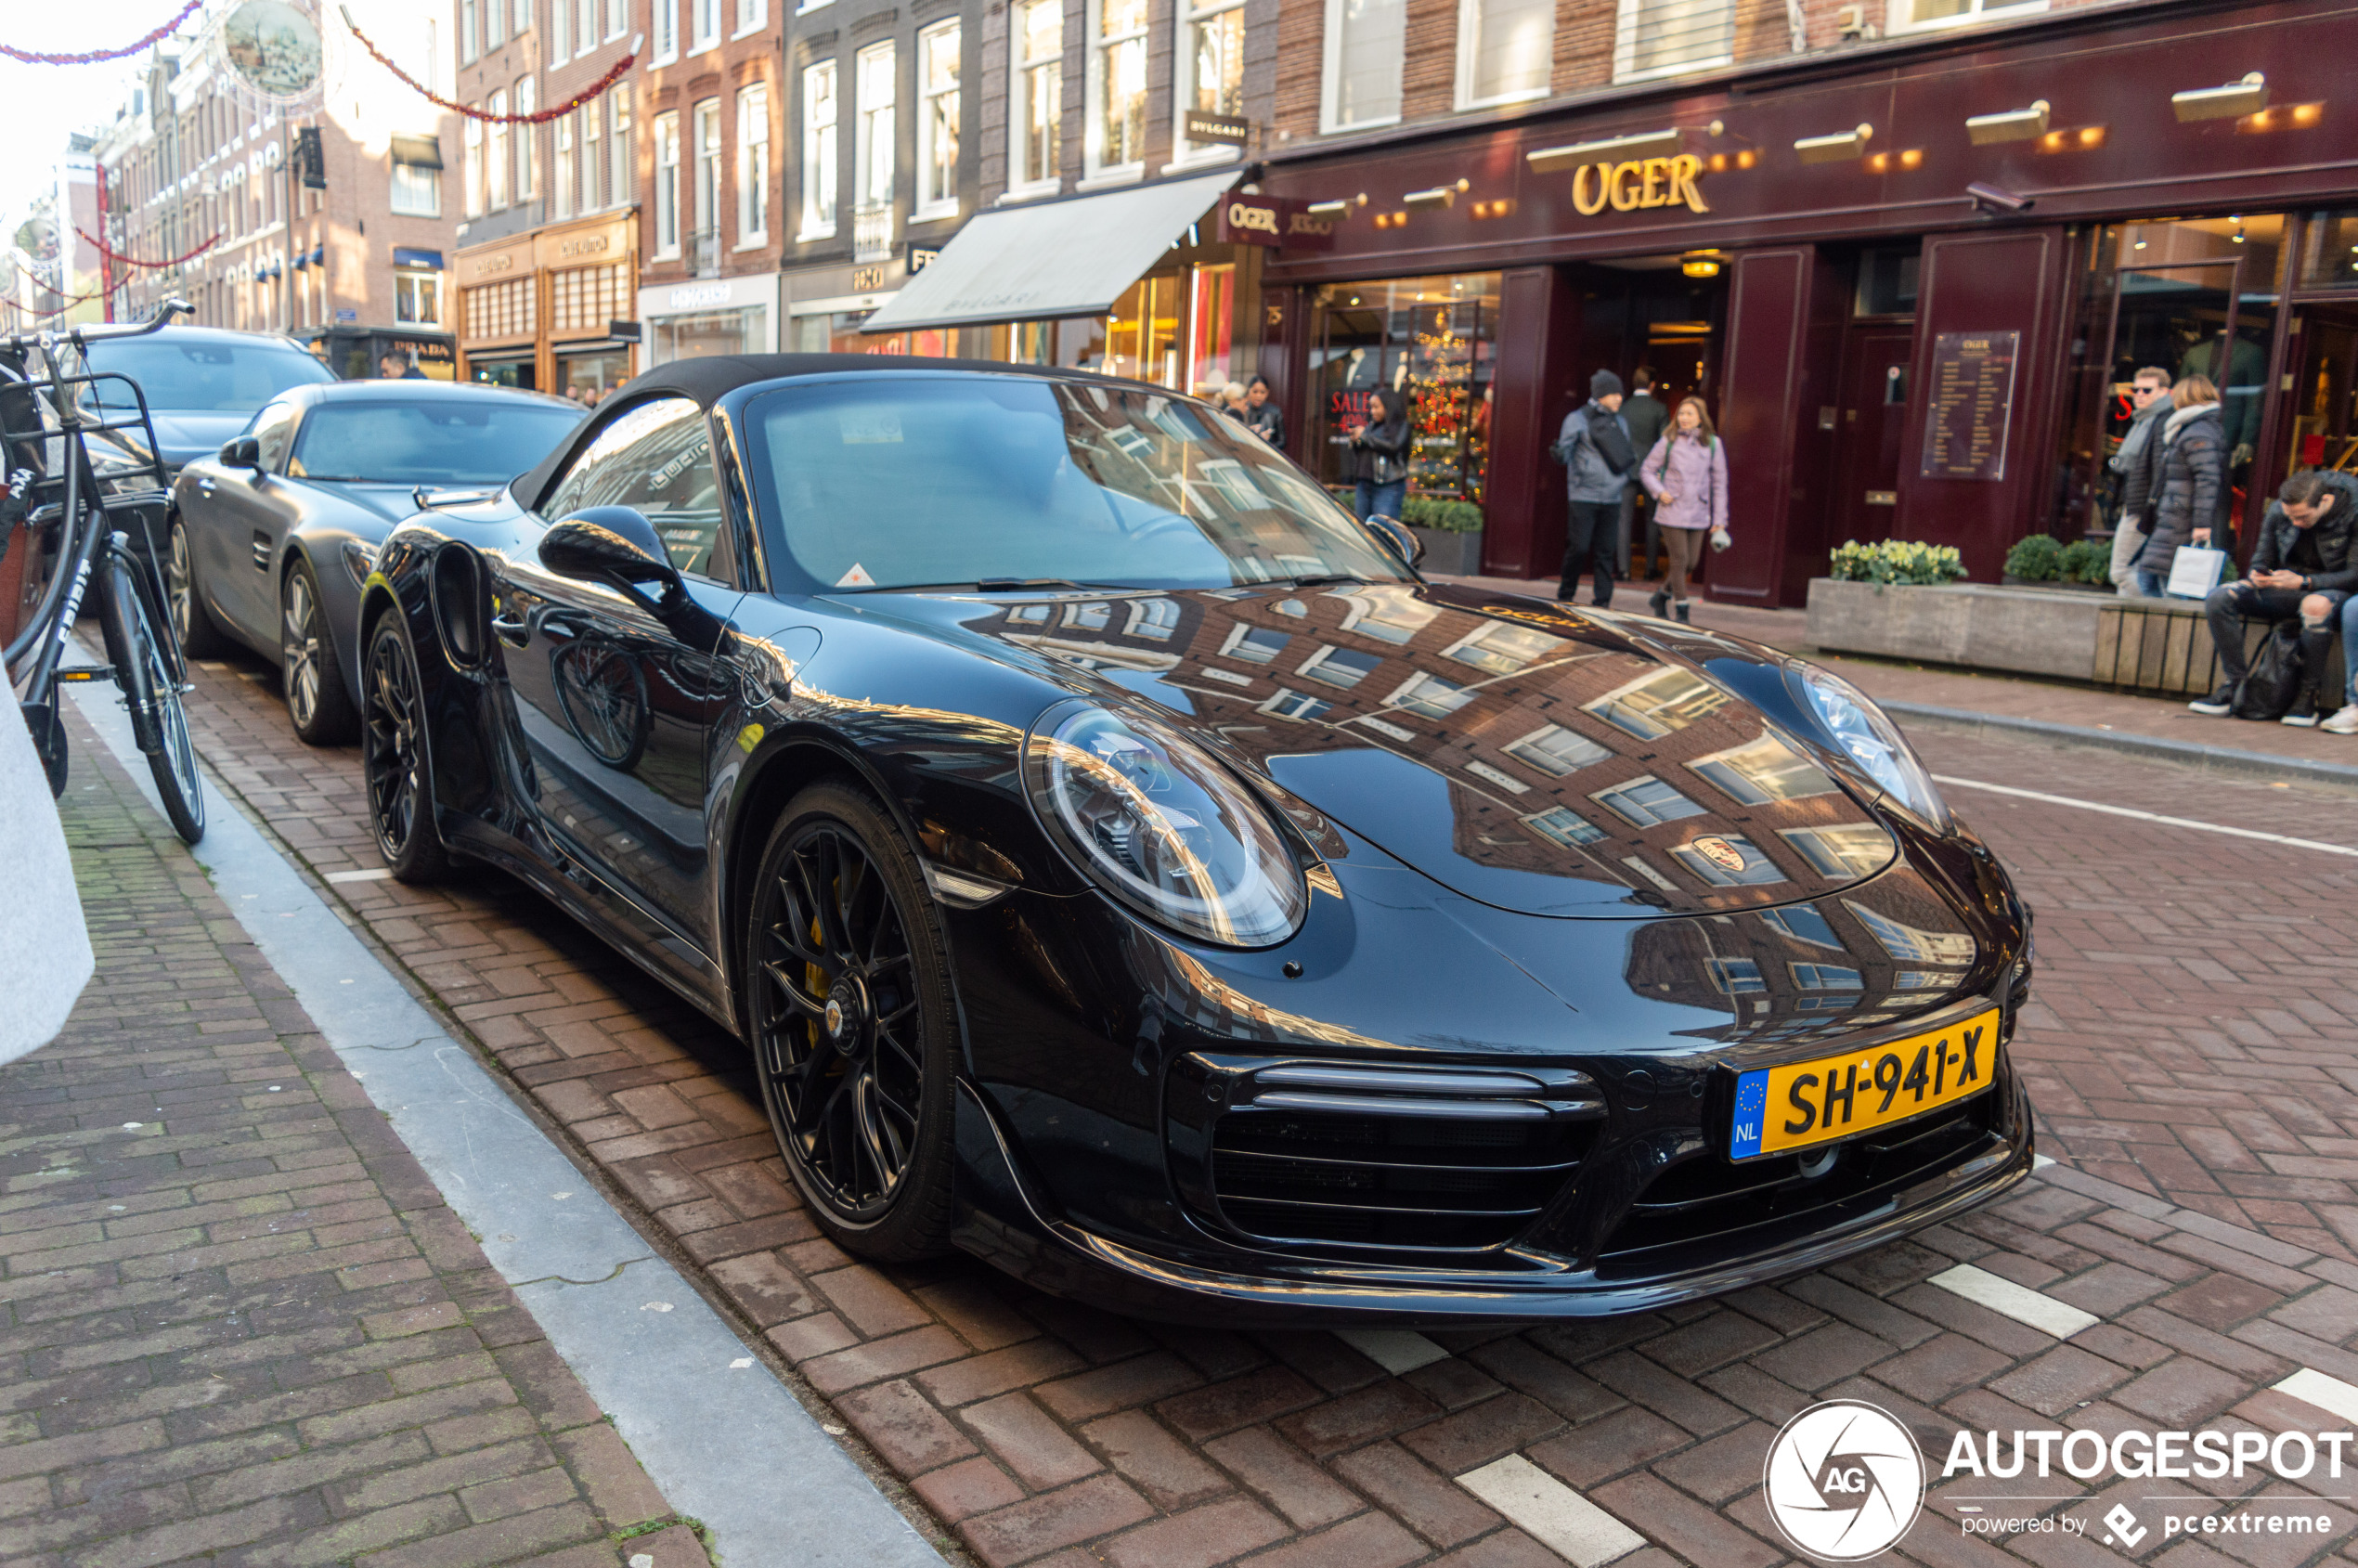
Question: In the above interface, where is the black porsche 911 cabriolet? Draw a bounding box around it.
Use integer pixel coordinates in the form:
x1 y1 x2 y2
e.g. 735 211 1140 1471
356 354 2033 1324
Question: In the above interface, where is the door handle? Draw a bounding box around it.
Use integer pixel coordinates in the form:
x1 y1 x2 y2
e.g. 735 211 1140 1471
490 612 530 648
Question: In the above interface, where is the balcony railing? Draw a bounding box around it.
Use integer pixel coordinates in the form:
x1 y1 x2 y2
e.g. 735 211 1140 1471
852 201 895 264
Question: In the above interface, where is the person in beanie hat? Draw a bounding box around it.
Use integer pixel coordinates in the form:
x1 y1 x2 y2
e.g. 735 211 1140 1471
1550 369 1636 604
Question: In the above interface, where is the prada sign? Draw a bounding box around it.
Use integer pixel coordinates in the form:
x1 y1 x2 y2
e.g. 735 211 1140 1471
1215 195 1337 252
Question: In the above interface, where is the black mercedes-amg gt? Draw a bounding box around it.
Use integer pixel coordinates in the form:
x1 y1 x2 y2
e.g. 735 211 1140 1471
356 355 2033 1324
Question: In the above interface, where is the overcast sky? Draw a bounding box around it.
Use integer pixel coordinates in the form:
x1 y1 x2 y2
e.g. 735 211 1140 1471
0 1 175 241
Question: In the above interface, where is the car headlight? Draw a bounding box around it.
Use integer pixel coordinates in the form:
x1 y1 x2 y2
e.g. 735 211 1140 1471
341 538 379 588
1023 699 1305 948
1794 666 1950 826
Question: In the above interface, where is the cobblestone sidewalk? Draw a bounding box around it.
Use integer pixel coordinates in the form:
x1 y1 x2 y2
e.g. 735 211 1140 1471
1 712 712 1568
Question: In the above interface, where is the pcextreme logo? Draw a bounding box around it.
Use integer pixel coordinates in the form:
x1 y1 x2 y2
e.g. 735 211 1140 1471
1758 1401 2355 1561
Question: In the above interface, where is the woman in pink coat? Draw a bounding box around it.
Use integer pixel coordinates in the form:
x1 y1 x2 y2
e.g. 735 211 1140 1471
1635 395 1730 622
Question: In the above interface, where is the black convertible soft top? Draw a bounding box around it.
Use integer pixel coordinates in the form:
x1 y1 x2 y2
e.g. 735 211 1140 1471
512 352 1083 512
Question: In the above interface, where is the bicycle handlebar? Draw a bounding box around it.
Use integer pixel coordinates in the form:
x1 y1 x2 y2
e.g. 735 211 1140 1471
0 296 190 360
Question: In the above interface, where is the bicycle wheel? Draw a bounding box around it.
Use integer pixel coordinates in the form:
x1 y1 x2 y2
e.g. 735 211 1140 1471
102 559 206 845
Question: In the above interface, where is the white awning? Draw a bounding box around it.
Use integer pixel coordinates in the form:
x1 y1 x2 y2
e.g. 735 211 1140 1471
859 171 1240 334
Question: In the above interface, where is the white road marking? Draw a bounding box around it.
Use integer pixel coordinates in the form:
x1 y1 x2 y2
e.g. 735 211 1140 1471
1928 1263 2098 1339
1336 1328 1453 1374
1932 776 2358 860
1457 1455 1646 1567
2033 1154 2056 1169
324 867 394 883
2273 1368 2358 1427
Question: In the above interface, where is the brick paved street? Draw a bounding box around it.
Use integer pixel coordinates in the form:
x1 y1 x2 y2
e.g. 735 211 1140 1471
44 637 2358 1568
5 712 713 1568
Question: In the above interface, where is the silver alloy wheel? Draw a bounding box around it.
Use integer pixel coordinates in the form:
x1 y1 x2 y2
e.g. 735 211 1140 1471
282 569 323 730
168 523 195 645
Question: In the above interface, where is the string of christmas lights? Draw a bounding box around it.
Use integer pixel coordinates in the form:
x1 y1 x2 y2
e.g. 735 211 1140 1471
0 0 203 65
77 229 221 270
341 9 636 123
11 268 110 308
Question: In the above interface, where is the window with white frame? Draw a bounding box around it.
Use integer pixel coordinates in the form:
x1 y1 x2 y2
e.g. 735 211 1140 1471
486 92 511 208
915 22 959 218
576 0 596 52
395 272 441 327
1613 0 1733 83
1885 0 2046 31
550 0 570 61
735 0 765 34
855 42 895 214
1321 0 1404 131
1090 0 1147 175
800 61 837 236
1175 0 1243 159
609 84 633 201
693 97 721 255
737 84 770 242
391 151 441 215
693 0 719 50
1455 0 1551 108
653 0 678 60
654 110 681 257
516 80 539 197
581 99 602 207
1009 0 1061 193
605 0 627 40
486 0 505 48
553 113 575 216
461 0 480 59
462 116 484 216
515 0 532 40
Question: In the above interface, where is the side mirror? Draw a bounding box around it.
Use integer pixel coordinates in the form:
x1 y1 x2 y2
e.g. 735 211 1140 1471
540 506 678 589
1364 514 1424 571
221 436 262 470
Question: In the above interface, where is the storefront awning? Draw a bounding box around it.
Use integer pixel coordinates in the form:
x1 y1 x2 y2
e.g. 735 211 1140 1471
860 170 1239 334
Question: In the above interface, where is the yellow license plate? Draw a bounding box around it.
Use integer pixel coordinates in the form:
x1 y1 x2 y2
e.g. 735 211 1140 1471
1730 1008 1999 1160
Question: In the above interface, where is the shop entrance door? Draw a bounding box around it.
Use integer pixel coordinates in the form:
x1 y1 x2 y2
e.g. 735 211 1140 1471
1829 327 1915 549
2282 305 2358 478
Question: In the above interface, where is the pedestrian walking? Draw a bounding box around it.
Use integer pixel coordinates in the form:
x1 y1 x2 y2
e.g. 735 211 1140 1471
2108 366 2172 596
1350 387 1412 522
1552 370 1635 605
1620 368 1671 579
2188 468 2357 724
1243 374 1284 447
1635 395 1730 623
2133 374 2227 598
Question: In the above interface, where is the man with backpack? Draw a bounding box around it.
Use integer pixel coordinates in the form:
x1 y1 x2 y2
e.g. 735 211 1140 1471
1554 370 1636 606
2188 469 2357 725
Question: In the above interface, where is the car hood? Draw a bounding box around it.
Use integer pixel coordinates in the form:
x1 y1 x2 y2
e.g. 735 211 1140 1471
304 480 430 528
863 580 1898 920
149 409 256 471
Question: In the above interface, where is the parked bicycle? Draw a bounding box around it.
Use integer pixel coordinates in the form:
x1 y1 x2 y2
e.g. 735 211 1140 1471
2 300 205 843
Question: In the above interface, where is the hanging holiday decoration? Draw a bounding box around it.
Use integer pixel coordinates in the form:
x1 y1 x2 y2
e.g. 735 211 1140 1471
340 7 637 123
77 229 221 270
220 0 324 101
11 268 109 309
0 0 203 66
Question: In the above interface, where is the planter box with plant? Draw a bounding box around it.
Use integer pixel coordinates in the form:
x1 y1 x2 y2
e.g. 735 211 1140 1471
1402 497 1485 576
2001 533 2113 591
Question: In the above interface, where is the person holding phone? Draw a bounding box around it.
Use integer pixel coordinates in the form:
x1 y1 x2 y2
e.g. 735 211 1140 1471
2189 468 2356 724
1350 387 1413 522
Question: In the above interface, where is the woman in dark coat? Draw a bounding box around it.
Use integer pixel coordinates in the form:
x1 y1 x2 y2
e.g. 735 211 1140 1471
2138 373 2227 597
1350 387 1413 522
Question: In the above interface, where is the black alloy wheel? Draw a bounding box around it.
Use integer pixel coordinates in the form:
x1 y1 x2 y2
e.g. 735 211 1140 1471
282 559 357 745
360 614 449 883
166 516 228 659
746 784 955 1260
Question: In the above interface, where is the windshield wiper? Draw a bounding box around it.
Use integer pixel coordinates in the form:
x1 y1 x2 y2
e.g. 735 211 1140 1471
870 578 1137 593
1278 573 1368 589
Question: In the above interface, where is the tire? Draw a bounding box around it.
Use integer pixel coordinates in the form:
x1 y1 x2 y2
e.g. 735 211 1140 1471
101 560 206 845
165 515 230 659
359 612 450 883
745 783 958 1262
282 558 357 745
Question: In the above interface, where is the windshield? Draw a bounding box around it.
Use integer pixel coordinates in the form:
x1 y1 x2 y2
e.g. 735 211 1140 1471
289 399 583 484
83 335 336 413
742 375 1409 592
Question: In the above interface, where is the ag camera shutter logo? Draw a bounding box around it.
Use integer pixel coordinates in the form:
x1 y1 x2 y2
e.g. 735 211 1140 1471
1763 1399 1926 1561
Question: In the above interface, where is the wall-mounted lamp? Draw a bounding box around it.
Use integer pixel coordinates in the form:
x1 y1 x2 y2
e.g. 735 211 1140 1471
2173 71 2267 123
1402 178 1471 211
1965 181 2035 214
1966 99 2050 145
1795 123 1873 163
1527 129 1681 173
1305 194 1367 220
1680 251 1723 279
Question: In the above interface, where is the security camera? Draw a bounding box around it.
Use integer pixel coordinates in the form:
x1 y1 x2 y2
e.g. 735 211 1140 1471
1966 182 2034 214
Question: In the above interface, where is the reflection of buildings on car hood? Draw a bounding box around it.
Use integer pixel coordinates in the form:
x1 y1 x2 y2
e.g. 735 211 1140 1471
963 582 1909 917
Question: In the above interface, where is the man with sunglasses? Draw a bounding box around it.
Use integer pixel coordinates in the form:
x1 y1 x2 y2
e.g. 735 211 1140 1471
2108 366 2173 596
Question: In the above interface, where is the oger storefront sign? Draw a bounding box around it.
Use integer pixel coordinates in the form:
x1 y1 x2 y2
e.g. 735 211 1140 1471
1567 153 1710 216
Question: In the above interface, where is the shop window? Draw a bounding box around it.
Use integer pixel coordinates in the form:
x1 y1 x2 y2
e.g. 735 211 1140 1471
1885 0 2048 34
2299 211 2358 290
737 85 770 246
1455 0 1551 110
1010 0 1062 195
1187 265 1233 395
654 306 769 363
916 22 961 220
653 110 681 259
1176 0 1244 161
1090 0 1147 176
801 62 838 238
1102 274 1182 384
856 43 897 213
395 272 441 328
1321 0 1403 133
1613 0 1733 84
1308 275 1498 507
